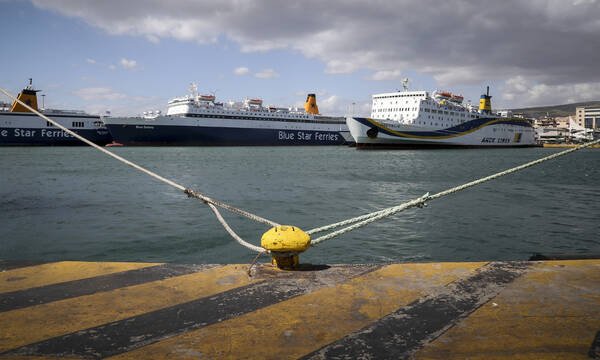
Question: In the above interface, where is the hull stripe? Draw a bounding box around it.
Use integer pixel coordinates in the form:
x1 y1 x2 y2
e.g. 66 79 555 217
357 117 533 140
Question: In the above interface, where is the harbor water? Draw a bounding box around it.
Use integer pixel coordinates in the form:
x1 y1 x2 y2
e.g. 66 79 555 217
1 146 599 264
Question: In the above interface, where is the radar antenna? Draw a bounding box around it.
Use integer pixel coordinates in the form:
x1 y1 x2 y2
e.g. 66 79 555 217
401 78 410 91
189 82 198 98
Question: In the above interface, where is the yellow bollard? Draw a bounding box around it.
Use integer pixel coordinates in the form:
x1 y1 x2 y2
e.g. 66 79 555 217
261 225 310 269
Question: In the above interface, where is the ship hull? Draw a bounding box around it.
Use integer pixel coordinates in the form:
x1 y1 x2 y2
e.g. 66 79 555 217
346 116 537 149
0 113 112 146
105 116 351 146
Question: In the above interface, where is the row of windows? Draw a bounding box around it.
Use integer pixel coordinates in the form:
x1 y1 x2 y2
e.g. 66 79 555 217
373 93 425 100
376 107 476 115
584 119 600 128
374 107 417 112
191 109 311 119
375 107 479 118
374 101 417 106
46 121 86 127
184 114 343 125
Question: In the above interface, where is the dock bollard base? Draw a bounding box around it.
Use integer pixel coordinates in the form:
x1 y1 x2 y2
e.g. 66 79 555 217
271 254 299 269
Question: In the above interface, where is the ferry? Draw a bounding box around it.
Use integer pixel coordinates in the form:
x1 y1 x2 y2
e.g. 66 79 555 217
346 83 536 148
0 79 112 146
103 84 351 146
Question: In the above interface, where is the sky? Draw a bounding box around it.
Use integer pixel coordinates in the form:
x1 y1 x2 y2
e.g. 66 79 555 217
1 0 599 116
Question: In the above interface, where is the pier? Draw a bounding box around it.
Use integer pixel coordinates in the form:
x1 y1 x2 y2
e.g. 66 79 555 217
1 259 599 359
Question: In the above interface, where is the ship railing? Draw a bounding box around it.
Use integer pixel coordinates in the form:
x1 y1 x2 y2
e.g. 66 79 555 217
45 109 88 115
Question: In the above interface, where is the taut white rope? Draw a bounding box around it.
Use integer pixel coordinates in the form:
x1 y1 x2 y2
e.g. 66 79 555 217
0 87 278 252
5 85 597 252
308 138 600 245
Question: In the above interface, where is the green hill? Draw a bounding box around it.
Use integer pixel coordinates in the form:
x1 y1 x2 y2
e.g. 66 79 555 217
509 101 600 118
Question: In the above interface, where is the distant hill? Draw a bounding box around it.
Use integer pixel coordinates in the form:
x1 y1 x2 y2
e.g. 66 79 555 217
509 101 600 119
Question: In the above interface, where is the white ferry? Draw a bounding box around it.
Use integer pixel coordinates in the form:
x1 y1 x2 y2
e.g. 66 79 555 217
103 84 351 146
346 83 536 148
0 79 112 146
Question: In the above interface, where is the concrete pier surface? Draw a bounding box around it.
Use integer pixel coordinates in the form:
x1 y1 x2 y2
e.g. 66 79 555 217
1 259 599 359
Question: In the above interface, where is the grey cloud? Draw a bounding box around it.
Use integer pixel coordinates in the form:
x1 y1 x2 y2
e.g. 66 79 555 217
33 0 600 104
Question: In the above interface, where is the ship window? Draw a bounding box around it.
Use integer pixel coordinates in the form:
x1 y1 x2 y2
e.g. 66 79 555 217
46 121 53 127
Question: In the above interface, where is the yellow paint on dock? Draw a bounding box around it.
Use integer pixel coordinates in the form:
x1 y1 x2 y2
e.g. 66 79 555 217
0 356 64 360
543 143 600 148
0 261 160 293
415 260 600 359
0 264 255 352
111 262 484 360
1 259 599 359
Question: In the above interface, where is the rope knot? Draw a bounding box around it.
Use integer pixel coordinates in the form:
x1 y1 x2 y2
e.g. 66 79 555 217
185 188 209 204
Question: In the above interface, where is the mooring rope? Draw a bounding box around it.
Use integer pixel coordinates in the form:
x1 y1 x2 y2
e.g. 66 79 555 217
308 138 600 245
4 86 598 254
0 87 278 253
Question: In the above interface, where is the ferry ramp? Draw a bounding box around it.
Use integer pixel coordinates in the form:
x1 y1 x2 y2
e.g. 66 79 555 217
1 259 599 359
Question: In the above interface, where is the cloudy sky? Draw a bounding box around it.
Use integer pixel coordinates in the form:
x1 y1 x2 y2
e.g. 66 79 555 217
1 0 599 116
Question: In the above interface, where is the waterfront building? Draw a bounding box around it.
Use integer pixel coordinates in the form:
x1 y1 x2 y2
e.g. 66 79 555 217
575 106 600 129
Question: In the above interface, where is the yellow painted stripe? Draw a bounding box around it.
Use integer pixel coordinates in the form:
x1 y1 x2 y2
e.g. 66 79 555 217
109 262 486 360
0 356 64 359
366 117 530 140
0 261 162 294
0 264 256 352
415 260 600 359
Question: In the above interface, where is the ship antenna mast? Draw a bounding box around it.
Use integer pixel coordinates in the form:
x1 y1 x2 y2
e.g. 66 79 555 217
189 82 198 98
402 78 410 91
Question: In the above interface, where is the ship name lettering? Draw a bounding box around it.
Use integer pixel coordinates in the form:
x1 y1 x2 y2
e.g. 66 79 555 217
14 128 36 137
315 132 339 142
497 138 510 143
278 131 294 140
481 137 496 143
41 129 72 137
297 131 312 140
0 130 7 137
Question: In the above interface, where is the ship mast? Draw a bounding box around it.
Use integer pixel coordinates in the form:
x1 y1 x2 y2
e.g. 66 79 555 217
189 82 198 99
401 78 410 91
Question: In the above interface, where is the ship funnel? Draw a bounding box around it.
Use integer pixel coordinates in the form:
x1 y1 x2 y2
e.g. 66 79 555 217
478 86 492 113
10 78 40 113
304 93 319 115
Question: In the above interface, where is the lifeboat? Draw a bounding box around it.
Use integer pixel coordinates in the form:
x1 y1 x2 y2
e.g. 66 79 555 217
245 98 263 109
450 94 464 104
432 90 452 101
198 94 215 102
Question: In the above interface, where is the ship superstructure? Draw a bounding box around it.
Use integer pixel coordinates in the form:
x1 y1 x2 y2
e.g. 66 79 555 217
104 84 350 146
346 84 536 148
0 79 112 146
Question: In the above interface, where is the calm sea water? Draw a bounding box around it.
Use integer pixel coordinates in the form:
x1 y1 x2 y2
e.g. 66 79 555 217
1 146 599 264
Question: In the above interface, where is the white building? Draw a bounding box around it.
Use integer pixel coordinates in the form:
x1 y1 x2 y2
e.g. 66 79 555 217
575 106 600 129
